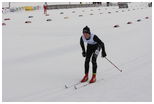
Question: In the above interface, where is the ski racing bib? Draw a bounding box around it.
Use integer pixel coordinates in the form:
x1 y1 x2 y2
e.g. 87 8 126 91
82 34 97 45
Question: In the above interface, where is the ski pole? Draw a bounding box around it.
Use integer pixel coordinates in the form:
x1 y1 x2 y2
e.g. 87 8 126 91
104 57 122 72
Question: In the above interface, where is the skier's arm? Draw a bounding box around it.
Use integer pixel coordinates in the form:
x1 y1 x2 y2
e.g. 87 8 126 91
80 37 86 57
93 35 107 57
80 37 85 52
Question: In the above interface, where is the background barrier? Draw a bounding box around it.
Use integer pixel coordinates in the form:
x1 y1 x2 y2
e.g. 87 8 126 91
47 4 102 10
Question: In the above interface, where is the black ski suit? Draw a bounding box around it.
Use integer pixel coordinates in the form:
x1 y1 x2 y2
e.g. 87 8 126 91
80 34 107 74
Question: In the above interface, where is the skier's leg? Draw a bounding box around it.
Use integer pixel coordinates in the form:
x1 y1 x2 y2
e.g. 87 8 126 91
81 50 92 82
90 54 99 83
91 47 100 74
85 57 90 74
85 50 93 74
92 56 97 73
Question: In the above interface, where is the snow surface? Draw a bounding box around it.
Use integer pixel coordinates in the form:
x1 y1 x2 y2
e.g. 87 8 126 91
2 3 152 102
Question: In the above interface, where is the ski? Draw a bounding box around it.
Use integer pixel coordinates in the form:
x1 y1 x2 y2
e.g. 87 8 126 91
74 78 104 90
65 78 103 89
74 82 90 89
65 82 81 89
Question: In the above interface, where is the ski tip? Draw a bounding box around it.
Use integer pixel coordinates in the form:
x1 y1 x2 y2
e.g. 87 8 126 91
65 85 68 88
74 86 77 90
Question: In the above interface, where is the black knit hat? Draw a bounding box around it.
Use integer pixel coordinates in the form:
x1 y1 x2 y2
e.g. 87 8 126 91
83 26 91 34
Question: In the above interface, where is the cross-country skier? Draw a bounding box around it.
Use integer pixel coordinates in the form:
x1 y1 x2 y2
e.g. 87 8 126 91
43 2 47 15
80 26 107 83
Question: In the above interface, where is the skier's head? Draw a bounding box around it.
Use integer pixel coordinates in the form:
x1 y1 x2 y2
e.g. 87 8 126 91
83 26 91 34
83 26 91 39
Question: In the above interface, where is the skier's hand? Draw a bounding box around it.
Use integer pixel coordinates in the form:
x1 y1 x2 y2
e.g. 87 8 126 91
101 52 107 58
82 51 86 57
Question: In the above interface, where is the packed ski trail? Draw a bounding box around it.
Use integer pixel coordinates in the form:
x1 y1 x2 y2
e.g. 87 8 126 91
2 3 152 101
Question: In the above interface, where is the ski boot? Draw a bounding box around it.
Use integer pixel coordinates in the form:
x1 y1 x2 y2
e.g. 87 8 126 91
89 73 96 83
81 73 88 83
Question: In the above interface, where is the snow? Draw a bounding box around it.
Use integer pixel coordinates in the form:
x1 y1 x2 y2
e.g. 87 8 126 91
2 3 152 102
